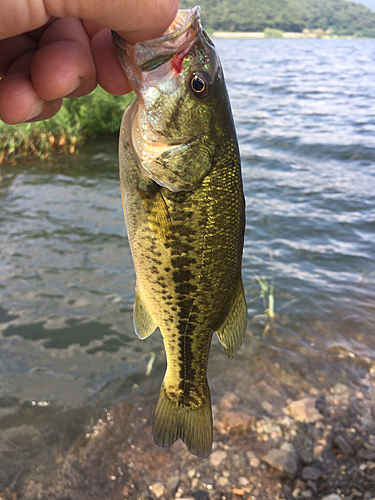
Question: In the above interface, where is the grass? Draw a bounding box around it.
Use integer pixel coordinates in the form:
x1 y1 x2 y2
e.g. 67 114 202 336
0 86 135 164
248 251 276 336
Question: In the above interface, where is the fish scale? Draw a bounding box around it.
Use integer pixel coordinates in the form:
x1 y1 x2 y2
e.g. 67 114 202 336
114 6 247 457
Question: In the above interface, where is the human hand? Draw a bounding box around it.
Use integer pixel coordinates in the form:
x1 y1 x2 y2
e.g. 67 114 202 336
0 0 178 124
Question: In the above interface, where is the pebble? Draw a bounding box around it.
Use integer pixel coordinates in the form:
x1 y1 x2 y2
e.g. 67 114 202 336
321 495 341 500
216 477 229 488
167 475 180 492
280 442 296 454
262 448 298 478
238 476 249 487
287 398 323 423
249 457 260 467
232 488 245 496
209 450 227 467
262 420 282 434
261 401 274 414
219 392 239 411
301 466 322 481
217 412 253 434
201 477 214 490
330 383 348 395
333 434 355 456
187 469 196 479
191 478 199 488
150 482 164 498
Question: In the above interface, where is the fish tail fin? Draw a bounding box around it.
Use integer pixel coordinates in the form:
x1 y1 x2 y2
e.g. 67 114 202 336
152 381 212 458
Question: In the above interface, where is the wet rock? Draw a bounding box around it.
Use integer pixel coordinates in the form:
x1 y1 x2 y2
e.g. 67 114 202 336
150 482 164 498
209 450 227 467
187 468 196 479
191 478 199 488
287 398 323 423
357 448 375 461
232 453 245 468
306 480 318 494
219 392 239 411
301 466 322 481
201 477 214 490
167 475 180 493
261 401 274 414
330 383 348 395
262 420 282 434
238 476 249 487
216 412 253 434
232 488 245 496
216 476 229 488
0 490 17 500
281 442 296 454
292 488 301 499
332 434 355 456
249 456 260 467
262 448 298 478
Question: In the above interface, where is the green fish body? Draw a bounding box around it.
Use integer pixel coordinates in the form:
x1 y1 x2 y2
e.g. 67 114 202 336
113 7 247 457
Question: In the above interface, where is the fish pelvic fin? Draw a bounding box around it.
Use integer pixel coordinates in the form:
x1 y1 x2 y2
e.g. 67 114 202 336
152 381 212 458
133 285 158 339
216 278 247 359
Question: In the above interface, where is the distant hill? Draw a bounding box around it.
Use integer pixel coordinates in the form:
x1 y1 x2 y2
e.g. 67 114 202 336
179 0 375 36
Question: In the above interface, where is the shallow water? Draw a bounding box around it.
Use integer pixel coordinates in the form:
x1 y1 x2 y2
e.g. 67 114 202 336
1 38 375 490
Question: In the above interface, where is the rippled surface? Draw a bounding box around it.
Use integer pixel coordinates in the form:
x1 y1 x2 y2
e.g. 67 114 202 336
1 39 375 488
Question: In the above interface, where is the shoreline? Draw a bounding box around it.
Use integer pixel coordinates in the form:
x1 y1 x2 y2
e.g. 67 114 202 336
7 365 375 499
211 31 368 39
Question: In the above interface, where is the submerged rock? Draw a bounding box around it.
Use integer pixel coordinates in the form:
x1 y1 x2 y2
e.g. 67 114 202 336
262 448 298 478
287 398 323 423
209 450 227 467
301 465 322 481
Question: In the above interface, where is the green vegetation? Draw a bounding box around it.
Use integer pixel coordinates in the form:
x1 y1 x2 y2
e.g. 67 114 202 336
247 252 276 336
180 0 375 36
264 28 283 38
0 87 134 164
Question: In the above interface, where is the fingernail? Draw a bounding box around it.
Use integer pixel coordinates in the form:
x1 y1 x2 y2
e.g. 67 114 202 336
26 99 44 121
64 78 81 96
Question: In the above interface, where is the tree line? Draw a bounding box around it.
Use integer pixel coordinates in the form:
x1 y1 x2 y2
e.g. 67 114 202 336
179 0 375 36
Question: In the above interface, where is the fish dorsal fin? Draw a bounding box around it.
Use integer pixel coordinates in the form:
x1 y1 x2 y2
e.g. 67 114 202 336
133 285 158 339
216 278 247 359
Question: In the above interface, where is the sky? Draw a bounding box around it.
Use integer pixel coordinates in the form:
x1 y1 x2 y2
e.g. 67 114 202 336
351 0 375 10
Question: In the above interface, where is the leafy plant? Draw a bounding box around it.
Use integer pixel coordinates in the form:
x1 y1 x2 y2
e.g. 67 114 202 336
0 87 134 164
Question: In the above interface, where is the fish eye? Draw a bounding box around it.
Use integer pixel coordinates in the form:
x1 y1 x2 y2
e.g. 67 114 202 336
189 73 211 98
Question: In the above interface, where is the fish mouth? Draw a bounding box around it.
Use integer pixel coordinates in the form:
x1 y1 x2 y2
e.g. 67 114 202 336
113 7 202 73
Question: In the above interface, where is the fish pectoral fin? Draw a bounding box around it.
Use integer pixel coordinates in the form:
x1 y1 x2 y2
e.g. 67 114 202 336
138 184 171 241
152 381 213 458
133 286 158 339
216 278 247 359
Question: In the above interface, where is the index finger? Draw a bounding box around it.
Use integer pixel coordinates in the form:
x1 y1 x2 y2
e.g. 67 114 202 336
0 0 179 43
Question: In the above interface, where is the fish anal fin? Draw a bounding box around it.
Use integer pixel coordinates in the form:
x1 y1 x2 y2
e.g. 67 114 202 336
216 278 247 359
133 286 158 339
152 382 212 458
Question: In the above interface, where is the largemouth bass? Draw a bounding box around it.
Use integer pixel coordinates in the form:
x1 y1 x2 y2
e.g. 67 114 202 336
113 6 247 458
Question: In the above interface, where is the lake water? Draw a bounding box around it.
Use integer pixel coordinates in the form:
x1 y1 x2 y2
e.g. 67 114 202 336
1 38 375 492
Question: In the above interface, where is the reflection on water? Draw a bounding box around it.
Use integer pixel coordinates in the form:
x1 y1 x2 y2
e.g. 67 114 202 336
1 39 375 491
